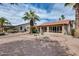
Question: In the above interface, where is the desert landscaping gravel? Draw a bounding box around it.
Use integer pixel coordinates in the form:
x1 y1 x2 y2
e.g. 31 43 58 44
0 32 79 56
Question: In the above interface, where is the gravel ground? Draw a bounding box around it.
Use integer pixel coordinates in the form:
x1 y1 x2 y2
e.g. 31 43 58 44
0 32 78 56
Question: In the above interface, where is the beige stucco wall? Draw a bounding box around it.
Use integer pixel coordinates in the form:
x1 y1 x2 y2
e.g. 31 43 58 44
16 23 30 32
62 25 66 34
62 24 72 35
47 26 49 32
38 24 71 35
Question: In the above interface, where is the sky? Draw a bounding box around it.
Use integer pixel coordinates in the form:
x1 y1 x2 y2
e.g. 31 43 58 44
0 3 75 25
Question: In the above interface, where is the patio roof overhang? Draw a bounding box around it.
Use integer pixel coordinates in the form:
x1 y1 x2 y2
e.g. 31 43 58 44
37 19 71 27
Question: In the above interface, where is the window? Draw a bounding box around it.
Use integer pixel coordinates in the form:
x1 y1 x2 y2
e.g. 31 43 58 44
54 27 56 32
20 26 22 30
57 26 59 32
59 26 62 33
42 27 47 32
49 26 52 32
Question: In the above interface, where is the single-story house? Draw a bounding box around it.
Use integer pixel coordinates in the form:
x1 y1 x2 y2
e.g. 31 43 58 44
1 22 30 33
15 23 30 32
37 19 75 34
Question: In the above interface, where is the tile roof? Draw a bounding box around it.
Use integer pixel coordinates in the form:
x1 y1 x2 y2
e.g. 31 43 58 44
37 19 71 27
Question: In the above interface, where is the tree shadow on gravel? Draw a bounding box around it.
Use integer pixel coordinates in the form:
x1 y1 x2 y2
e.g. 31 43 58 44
0 37 74 56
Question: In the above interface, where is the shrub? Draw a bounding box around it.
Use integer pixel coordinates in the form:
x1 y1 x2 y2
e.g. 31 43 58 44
32 26 38 33
32 29 37 33
71 29 75 36
74 29 79 38
0 32 5 36
7 29 18 33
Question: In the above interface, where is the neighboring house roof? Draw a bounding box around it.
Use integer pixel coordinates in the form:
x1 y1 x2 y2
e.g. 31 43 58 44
37 19 71 27
16 23 30 26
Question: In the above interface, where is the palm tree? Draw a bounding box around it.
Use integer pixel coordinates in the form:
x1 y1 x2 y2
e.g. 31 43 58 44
65 3 79 37
64 3 79 29
22 10 40 33
61 14 65 19
0 17 11 32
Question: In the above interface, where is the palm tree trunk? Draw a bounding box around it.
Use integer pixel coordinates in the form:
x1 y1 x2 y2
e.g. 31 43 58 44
30 19 34 34
74 4 79 37
30 25 32 34
75 4 79 29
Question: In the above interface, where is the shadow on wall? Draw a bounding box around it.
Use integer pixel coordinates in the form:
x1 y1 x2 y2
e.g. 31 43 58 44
0 39 74 56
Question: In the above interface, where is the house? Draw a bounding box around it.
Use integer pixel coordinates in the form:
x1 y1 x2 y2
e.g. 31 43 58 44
15 23 30 32
37 19 75 34
3 23 30 33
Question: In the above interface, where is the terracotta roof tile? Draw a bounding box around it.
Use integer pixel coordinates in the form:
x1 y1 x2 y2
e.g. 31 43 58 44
37 19 71 27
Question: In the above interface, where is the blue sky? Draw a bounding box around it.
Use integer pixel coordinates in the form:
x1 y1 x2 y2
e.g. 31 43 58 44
0 3 75 25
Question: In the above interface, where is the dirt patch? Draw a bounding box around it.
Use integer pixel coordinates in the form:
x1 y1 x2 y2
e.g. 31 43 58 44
0 39 72 56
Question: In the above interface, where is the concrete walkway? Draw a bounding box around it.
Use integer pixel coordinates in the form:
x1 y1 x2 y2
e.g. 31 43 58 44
0 32 79 56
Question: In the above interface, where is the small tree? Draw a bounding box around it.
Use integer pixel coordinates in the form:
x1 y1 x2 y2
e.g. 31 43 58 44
0 17 10 32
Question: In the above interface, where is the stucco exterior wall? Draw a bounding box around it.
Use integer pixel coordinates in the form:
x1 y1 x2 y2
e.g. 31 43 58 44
37 24 71 35
16 23 30 32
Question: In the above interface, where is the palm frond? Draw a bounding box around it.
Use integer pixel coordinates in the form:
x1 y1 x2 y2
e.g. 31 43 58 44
22 16 29 21
65 3 70 6
64 3 76 8
34 15 40 21
23 10 40 25
0 17 11 25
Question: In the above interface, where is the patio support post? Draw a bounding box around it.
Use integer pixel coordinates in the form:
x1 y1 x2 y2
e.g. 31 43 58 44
47 26 49 32
62 25 65 34
40 27 42 33
58 26 60 33
68 24 71 34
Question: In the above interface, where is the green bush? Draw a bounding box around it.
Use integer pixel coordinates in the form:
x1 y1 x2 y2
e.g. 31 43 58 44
32 29 37 33
0 32 5 36
7 29 18 33
71 29 75 36
74 29 79 38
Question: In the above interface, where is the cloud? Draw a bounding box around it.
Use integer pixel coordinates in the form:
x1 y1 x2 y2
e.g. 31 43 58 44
49 3 75 20
0 3 75 25
36 19 48 25
0 4 30 25
31 3 75 20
